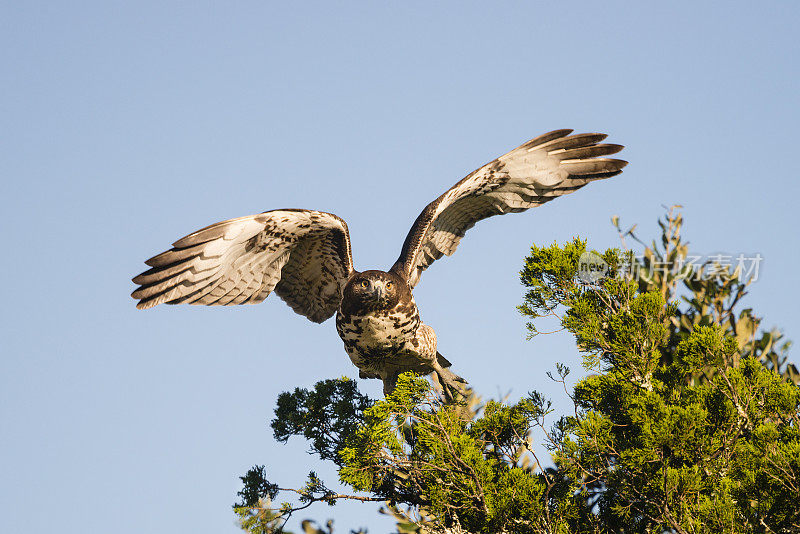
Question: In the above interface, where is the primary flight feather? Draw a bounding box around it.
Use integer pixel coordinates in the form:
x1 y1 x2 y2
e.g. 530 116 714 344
132 129 626 397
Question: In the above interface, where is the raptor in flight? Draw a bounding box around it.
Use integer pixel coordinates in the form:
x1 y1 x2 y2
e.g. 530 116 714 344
132 129 626 397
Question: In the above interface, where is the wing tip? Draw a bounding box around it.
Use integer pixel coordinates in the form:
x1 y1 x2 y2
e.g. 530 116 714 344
172 234 203 249
134 298 156 310
520 128 574 150
131 286 156 302
144 249 175 268
603 158 629 170
601 143 625 156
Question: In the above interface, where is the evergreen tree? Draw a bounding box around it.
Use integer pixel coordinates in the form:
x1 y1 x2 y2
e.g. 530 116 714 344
234 209 799 533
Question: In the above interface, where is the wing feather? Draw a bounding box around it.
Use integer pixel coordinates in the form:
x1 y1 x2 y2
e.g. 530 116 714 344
391 129 626 287
132 209 353 322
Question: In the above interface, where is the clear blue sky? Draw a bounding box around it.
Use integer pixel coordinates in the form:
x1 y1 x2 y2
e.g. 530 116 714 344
2 2 798 533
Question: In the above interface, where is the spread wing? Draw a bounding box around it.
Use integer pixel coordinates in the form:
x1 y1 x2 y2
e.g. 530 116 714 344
132 209 353 323
390 129 627 287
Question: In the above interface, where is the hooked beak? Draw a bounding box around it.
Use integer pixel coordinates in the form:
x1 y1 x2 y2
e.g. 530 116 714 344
373 285 385 302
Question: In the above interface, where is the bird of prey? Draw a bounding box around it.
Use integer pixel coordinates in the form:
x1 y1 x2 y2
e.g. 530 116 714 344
132 129 626 397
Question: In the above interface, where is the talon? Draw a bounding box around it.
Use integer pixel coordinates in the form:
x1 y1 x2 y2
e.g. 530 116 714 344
431 366 469 401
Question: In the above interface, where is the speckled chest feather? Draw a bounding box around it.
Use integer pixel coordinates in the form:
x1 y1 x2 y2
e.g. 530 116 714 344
335 300 420 362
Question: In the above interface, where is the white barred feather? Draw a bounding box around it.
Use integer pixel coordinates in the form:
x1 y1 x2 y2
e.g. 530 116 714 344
391 129 626 287
132 209 352 322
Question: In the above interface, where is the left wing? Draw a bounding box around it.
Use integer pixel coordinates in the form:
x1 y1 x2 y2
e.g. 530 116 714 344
131 209 353 322
390 129 626 287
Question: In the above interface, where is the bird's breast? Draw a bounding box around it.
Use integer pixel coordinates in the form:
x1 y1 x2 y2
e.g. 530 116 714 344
335 301 420 355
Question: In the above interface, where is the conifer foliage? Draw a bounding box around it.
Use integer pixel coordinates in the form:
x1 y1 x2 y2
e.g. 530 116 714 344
234 210 799 533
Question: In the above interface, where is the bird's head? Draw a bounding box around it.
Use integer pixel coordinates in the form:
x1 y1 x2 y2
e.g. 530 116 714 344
342 270 408 312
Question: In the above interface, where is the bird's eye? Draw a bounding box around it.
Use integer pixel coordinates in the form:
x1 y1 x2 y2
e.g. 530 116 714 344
385 282 394 290
360 280 369 289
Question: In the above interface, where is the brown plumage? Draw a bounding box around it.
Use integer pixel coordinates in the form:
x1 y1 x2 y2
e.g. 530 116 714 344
132 129 627 396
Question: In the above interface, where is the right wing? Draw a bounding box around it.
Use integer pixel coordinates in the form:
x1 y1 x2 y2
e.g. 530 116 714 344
390 129 626 287
131 209 353 323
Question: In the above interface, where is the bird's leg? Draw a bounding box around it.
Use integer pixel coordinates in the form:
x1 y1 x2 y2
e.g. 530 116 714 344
430 360 468 402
